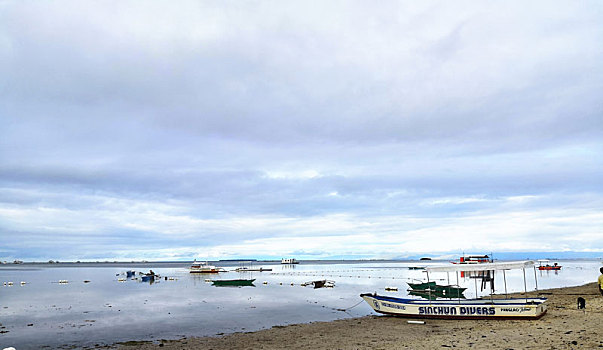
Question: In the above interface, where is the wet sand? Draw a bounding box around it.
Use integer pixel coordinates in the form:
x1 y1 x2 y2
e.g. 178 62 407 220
113 283 603 350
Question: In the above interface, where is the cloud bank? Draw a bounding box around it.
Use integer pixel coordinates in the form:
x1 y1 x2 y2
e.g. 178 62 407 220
1 1 602 260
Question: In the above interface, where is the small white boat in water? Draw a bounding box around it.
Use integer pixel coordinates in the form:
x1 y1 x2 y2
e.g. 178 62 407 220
361 261 547 319
234 267 273 272
281 258 299 264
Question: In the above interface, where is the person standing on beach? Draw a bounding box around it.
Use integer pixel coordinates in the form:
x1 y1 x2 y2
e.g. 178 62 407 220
599 267 603 296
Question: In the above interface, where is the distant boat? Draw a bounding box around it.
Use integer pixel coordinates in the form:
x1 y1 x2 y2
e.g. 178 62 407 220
419 257 432 261
212 279 255 287
281 258 299 264
140 271 158 282
190 261 224 273
453 255 493 264
301 280 335 288
537 260 562 271
234 267 272 272
140 275 154 282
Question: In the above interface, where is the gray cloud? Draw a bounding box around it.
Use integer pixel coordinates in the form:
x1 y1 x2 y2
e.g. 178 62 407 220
1 0 602 260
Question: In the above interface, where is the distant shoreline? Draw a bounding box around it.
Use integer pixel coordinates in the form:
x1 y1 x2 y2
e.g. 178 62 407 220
2 256 602 265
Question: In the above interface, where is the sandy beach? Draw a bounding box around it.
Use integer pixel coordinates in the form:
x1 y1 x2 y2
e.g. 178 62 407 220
110 282 603 350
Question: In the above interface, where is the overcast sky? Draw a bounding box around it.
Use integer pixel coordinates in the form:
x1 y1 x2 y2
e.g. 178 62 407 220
1 1 602 261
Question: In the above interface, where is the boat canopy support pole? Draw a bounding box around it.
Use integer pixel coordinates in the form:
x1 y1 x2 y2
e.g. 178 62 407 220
489 270 494 302
503 270 508 299
474 276 478 299
522 268 528 303
456 271 461 304
533 266 539 294
426 271 432 304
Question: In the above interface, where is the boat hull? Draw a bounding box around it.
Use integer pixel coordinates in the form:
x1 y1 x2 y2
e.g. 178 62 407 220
407 281 436 290
538 266 561 270
190 270 220 273
212 279 256 286
360 294 547 320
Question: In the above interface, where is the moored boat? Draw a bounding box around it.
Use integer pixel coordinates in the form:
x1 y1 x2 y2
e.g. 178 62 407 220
408 289 467 300
362 261 547 320
537 259 561 270
407 281 466 298
453 255 493 264
301 279 335 288
407 281 436 290
361 293 546 319
281 258 299 264
140 275 154 282
211 279 255 287
234 267 273 272
190 260 223 273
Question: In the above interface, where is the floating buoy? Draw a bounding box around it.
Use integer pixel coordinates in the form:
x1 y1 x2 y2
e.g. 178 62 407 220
20 281 26 285
262 281 268 284
7 281 13 286
58 280 68 284
117 278 126 282
204 279 211 282
385 286 398 291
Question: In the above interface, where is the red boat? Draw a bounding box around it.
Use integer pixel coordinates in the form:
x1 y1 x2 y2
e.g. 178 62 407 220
453 255 493 264
537 260 561 270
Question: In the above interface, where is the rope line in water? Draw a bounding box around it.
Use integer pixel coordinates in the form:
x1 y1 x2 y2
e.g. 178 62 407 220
335 299 365 312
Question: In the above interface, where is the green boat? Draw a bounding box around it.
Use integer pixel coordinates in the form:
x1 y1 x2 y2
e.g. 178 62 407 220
212 279 255 287
407 282 466 298
435 285 466 297
408 289 467 300
407 281 437 290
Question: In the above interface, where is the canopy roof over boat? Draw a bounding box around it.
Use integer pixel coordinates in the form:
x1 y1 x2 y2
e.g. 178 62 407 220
425 260 535 273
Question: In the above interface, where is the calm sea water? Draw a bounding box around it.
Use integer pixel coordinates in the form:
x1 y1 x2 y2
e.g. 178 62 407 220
0 259 601 349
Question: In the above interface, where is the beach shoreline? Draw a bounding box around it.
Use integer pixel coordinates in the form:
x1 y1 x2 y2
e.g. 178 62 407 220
107 282 603 350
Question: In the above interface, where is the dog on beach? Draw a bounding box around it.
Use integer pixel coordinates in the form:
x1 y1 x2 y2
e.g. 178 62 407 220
577 297 586 309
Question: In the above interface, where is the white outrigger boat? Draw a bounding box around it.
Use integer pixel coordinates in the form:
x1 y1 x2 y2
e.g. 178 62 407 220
361 261 547 320
189 260 225 274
